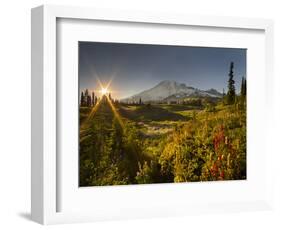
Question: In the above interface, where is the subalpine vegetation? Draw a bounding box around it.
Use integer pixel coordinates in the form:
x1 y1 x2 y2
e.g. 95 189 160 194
79 62 246 186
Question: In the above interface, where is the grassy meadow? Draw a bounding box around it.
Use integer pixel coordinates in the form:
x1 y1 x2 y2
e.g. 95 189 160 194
79 96 246 186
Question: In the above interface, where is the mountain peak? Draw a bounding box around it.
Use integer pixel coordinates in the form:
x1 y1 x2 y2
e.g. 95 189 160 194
122 80 222 102
157 80 177 86
156 80 190 89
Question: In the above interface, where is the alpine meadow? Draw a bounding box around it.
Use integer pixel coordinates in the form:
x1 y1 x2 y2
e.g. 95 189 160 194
79 42 247 187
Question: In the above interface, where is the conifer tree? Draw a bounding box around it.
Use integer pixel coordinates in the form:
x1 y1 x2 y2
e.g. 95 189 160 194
244 78 246 96
85 89 89 99
80 91 85 106
227 62 236 105
92 91 95 106
240 76 246 97
87 95 91 107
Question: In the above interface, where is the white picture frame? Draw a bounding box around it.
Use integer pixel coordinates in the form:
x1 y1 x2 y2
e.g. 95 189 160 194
31 5 274 225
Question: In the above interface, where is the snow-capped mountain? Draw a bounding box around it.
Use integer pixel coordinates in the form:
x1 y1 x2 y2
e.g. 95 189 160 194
122 80 222 102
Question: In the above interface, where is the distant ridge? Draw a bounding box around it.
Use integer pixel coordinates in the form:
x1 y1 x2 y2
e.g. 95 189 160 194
122 80 222 102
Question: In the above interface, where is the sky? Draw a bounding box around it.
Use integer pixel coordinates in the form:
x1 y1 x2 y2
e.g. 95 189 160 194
79 42 246 99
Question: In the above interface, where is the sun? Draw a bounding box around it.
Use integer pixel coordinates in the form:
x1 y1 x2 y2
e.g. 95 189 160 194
100 87 108 95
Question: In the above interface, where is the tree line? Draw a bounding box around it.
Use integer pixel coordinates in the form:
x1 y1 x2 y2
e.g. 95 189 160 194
80 89 119 107
80 89 98 107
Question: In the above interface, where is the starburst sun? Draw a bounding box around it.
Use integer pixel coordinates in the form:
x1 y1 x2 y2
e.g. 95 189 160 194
100 87 108 95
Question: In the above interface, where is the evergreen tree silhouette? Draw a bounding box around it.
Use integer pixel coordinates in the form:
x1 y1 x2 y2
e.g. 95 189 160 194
80 91 85 106
92 91 95 106
87 95 91 107
227 62 236 104
240 76 246 97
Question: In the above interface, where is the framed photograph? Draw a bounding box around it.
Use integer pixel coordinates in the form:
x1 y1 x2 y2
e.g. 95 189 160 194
31 5 274 225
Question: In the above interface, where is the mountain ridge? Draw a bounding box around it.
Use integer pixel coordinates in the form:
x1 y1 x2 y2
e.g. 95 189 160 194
121 80 222 102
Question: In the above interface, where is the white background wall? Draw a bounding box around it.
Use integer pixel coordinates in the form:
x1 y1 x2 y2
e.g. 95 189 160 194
0 0 280 229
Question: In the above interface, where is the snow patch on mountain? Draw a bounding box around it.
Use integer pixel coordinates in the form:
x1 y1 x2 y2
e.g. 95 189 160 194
122 80 222 102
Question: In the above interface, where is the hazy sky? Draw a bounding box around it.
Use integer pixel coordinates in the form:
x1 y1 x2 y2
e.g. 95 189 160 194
79 42 246 99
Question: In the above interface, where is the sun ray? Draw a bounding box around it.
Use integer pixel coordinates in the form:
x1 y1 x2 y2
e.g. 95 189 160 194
106 95 143 163
80 99 102 130
95 77 104 91
100 87 108 95
105 76 114 90
95 76 113 97
106 95 125 130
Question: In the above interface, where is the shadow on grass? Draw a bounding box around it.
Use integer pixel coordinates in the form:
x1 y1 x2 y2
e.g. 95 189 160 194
158 104 203 112
118 104 187 122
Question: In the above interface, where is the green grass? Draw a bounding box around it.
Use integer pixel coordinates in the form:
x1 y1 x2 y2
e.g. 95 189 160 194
79 98 246 186
157 104 203 112
118 104 187 122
